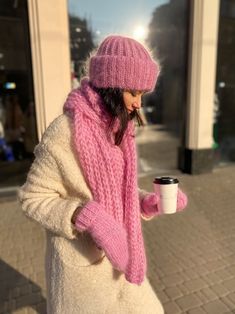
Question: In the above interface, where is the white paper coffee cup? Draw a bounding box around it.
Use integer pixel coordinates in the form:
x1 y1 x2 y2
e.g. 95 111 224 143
153 177 179 214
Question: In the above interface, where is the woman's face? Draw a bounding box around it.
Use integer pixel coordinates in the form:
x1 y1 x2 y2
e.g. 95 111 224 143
123 90 145 114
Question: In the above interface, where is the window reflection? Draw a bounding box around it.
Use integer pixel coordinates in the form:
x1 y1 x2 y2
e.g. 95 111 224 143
216 0 235 164
0 0 37 187
147 0 189 133
69 15 95 82
68 0 189 175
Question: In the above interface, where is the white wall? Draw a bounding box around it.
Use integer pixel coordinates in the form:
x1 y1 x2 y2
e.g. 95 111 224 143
186 0 220 149
27 0 71 140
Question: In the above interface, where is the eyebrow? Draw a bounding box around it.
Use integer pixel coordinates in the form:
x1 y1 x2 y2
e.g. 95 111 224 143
127 89 146 95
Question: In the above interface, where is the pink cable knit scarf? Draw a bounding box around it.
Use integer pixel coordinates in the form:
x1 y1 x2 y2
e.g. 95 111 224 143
64 78 146 284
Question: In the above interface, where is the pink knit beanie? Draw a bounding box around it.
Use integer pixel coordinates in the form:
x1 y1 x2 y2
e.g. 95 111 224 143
89 35 159 91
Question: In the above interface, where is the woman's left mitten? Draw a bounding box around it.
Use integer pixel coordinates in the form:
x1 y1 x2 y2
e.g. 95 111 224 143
177 188 188 211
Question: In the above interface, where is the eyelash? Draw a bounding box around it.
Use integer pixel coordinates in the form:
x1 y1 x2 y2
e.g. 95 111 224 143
129 90 146 97
131 91 137 97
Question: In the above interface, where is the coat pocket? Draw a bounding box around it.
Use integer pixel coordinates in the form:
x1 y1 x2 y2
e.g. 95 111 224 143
52 233 105 268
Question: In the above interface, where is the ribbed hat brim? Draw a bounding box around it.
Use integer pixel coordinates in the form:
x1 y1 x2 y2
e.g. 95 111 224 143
89 55 159 91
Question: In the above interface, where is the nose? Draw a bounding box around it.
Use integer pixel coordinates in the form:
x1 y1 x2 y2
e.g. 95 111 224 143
133 96 142 109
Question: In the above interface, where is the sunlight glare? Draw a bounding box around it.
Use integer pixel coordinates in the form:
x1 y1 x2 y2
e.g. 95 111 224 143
133 25 147 41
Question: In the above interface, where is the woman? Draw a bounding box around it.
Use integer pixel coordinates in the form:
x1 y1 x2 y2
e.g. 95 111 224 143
19 35 187 313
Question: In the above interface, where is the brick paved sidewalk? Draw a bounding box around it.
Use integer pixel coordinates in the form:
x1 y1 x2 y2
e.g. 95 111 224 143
0 166 235 313
141 165 235 314
0 201 46 314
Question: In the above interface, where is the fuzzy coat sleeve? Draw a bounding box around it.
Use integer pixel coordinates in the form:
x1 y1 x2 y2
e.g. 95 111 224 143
18 114 92 240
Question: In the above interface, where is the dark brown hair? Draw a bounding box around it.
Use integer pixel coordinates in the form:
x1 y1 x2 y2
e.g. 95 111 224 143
92 86 144 145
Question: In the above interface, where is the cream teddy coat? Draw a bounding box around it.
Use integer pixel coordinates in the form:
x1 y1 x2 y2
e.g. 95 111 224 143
19 114 164 314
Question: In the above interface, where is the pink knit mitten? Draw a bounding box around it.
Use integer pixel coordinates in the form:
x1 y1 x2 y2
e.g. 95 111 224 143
141 193 161 218
75 201 129 272
177 188 188 211
141 189 188 216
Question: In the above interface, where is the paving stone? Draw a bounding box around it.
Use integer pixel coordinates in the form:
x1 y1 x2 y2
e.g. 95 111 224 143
222 278 235 292
175 257 196 269
19 284 31 296
205 251 222 261
192 264 210 277
164 286 183 300
194 291 208 304
161 273 185 287
203 272 223 285
177 283 190 295
159 262 183 276
163 301 182 314
192 256 208 265
181 269 201 280
187 307 207 314
31 284 41 293
175 294 202 311
218 250 234 260
149 277 165 292
215 268 233 281
221 295 235 311
184 278 208 292
8 299 16 312
156 290 169 304
202 299 229 314
226 264 235 276
200 287 218 302
11 287 20 298
210 284 229 297
226 291 235 304
12 308 28 314
27 307 38 314
15 293 41 308
34 302 47 314
203 259 227 271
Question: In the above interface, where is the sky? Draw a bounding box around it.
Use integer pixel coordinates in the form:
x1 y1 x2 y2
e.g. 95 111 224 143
68 0 169 43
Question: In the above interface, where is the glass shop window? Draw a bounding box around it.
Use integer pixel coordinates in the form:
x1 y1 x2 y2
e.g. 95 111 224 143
68 0 189 176
215 0 235 165
0 0 37 188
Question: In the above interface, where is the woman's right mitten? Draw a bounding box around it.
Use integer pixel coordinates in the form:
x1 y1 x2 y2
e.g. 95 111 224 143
74 201 129 272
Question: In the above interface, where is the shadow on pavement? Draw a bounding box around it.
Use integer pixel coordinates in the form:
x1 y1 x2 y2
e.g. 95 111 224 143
0 259 46 313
